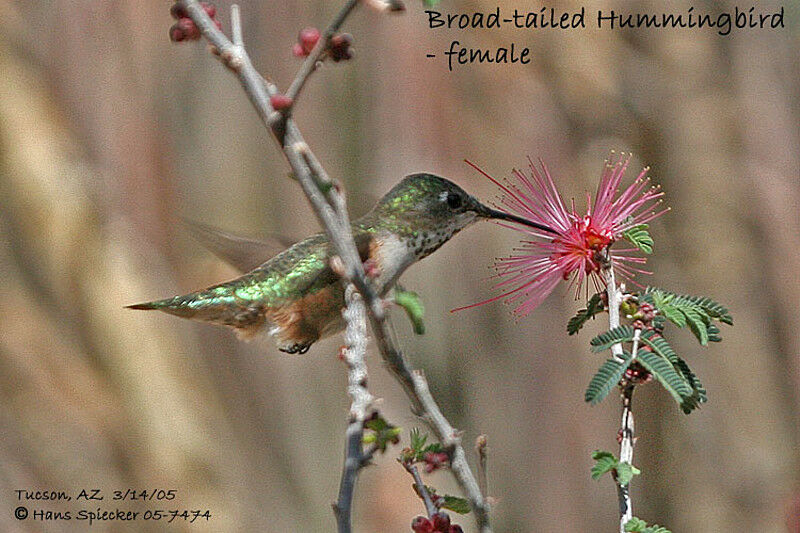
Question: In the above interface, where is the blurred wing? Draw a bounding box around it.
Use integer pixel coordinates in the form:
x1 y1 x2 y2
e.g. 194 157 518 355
184 219 296 273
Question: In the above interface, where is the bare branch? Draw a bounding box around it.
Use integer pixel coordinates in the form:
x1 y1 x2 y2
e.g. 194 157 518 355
230 4 243 47
602 259 635 533
286 0 360 104
178 2 492 531
403 462 438 518
334 286 373 533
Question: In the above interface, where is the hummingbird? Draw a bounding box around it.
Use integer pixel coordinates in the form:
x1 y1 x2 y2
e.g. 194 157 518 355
127 173 555 354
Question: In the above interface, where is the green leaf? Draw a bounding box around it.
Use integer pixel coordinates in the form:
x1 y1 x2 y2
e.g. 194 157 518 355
590 326 636 352
363 415 401 452
591 450 618 480
394 287 425 335
636 350 692 407
679 293 733 325
585 352 632 405
644 525 672 533
422 442 443 455
650 289 673 308
639 330 678 360
670 356 708 412
706 323 722 342
625 517 647 532
568 293 605 335
591 326 636 350
410 428 427 453
644 287 733 326
639 330 707 413
626 518 672 533
659 304 686 328
681 307 709 345
615 462 641 486
440 495 471 514
623 223 654 254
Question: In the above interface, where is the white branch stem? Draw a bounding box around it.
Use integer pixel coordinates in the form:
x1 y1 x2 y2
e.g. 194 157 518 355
602 259 635 533
334 286 372 533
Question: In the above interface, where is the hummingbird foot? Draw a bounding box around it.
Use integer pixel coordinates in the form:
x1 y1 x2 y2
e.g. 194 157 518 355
279 342 312 355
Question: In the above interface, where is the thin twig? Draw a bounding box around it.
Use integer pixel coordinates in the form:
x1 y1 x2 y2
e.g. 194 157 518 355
403 462 438 518
179 3 492 531
602 258 635 533
285 0 360 103
230 4 243 46
334 286 373 533
616 383 635 531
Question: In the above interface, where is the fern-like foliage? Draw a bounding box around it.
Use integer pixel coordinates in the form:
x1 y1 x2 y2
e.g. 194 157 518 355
622 223 654 254
586 326 708 413
638 330 706 413
568 293 605 335
636 351 692 407
641 287 733 344
583 289 729 412
590 325 636 352
590 450 639 485
625 517 672 533
590 450 618 480
585 352 632 405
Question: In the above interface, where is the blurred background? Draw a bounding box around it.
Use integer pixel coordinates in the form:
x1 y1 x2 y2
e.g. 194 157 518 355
0 0 798 531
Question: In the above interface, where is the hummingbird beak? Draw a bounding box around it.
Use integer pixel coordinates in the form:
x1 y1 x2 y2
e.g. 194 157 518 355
473 201 559 236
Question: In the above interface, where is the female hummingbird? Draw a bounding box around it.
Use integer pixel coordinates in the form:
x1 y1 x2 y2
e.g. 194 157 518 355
127 173 554 353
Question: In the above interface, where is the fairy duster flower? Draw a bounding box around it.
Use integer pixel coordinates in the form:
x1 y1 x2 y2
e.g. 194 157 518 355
457 154 668 316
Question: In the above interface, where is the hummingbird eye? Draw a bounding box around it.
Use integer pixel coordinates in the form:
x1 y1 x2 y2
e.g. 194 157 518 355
446 192 463 210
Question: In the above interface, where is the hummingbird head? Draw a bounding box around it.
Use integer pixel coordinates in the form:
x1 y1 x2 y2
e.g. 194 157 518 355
369 173 556 259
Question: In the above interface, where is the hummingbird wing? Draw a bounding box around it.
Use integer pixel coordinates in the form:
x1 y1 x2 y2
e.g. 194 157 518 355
184 219 296 273
127 229 375 349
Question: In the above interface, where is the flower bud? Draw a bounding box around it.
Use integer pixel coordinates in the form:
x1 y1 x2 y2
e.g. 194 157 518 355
170 18 200 42
269 94 294 111
170 4 188 19
329 33 354 62
411 516 434 533
201 2 217 18
432 512 450 531
293 27 321 57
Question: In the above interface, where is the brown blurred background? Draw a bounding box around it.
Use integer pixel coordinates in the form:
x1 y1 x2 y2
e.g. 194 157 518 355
0 0 798 531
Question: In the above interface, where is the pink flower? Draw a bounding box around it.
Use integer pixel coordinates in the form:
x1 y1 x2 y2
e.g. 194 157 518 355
456 154 668 316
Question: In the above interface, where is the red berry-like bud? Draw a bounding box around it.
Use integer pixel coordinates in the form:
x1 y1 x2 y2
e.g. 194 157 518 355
423 451 449 473
632 319 646 330
170 18 200 42
269 94 294 111
201 2 217 18
299 27 321 54
169 23 186 42
329 33 354 62
170 4 188 19
292 43 305 57
432 512 450 531
411 516 434 533
179 18 200 39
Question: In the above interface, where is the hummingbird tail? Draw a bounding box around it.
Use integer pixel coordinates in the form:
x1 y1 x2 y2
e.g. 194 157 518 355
125 301 160 310
126 291 267 334
125 296 201 318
